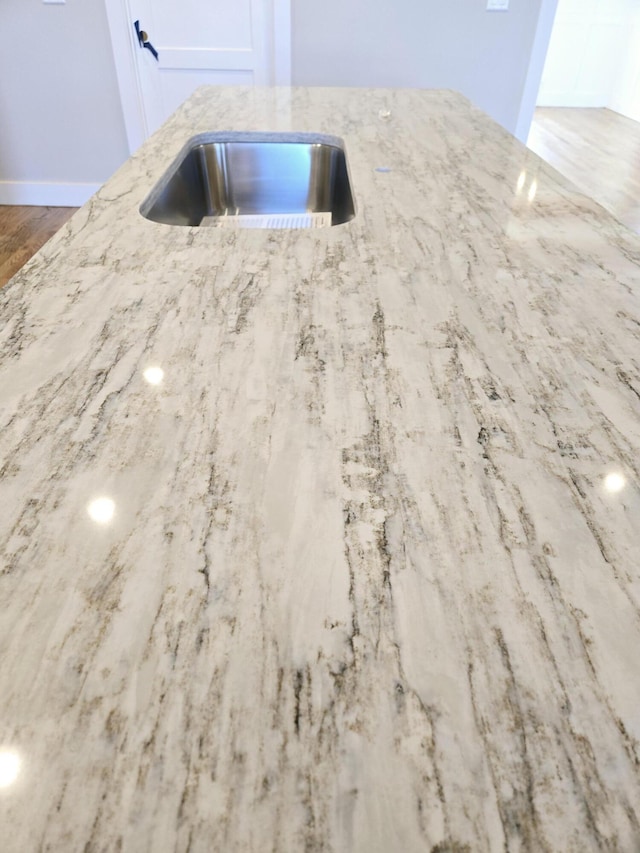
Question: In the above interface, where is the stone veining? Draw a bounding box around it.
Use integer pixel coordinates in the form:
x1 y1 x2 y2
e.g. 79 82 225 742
0 87 639 851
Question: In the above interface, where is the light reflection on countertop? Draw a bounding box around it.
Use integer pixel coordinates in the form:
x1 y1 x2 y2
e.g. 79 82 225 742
87 497 116 524
514 168 538 203
143 366 164 386
603 471 627 494
0 750 21 790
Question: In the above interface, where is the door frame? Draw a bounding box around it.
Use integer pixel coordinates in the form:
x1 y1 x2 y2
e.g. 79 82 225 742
104 0 292 153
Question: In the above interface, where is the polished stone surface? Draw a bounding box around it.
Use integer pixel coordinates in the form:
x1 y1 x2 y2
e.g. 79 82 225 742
1 87 640 851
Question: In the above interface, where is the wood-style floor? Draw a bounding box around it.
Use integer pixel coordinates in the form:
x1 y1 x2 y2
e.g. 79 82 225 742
0 206 77 288
528 107 640 235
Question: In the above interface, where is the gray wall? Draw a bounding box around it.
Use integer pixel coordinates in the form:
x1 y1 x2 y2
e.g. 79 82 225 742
0 0 551 194
292 0 547 137
0 0 129 186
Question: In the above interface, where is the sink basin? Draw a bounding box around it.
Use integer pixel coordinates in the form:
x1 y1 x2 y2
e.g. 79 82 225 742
140 132 356 228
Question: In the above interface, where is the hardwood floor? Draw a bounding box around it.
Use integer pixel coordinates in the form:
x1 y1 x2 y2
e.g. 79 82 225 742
528 107 640 235
0 205 77 288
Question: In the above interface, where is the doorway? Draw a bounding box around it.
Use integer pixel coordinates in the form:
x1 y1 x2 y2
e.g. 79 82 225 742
535 0 640 119
527 0 640 233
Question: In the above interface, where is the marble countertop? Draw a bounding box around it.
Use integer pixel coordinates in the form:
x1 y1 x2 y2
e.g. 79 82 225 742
1 87 640 851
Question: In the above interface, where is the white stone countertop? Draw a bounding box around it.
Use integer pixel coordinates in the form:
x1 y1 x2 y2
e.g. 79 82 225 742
1 87 640 851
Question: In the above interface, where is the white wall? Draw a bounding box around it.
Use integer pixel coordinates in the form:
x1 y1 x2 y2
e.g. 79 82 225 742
292 0 552 140
610 8 640 121
0 0 129 206
537 0 640 115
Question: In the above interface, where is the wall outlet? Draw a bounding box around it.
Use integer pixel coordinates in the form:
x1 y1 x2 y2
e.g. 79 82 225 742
487 0 509 9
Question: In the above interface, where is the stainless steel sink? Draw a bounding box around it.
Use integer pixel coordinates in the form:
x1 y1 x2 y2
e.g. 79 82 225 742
140 132 356 228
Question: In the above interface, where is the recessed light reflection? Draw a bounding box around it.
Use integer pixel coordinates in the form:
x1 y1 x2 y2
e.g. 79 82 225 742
516 171 526 193
87 497 115 524
0 750 21 789
528 179 538 203
604 472 626 494
143 366 164 386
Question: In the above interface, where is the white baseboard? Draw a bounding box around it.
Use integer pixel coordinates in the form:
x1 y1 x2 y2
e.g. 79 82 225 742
0 181 101 206
537 93 610 109
609 102 640 123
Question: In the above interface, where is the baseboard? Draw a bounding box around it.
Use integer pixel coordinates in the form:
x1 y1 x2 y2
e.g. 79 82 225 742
608 103 640 124
537 94 609 109
0 181 101 207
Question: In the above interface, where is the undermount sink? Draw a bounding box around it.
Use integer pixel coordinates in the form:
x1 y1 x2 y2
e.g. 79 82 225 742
140 132 356 228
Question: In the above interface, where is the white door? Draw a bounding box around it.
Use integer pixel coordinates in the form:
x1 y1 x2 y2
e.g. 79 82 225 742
105 0 291 151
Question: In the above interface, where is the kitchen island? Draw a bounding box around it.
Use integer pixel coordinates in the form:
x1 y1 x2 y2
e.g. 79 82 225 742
1 87 639 851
